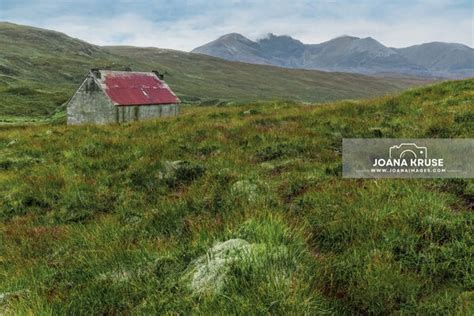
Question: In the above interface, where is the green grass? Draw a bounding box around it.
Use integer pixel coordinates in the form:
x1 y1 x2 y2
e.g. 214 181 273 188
0 79 472 314
0 22 429 118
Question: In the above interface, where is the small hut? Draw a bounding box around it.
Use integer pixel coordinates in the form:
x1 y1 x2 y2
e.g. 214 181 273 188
67 69 180 125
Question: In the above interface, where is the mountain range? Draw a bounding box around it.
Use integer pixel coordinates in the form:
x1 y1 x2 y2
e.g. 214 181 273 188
0 22 428 118
192 33 474 78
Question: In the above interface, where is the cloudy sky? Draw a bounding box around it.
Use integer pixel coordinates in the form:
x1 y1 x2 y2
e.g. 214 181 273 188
1 0 472 51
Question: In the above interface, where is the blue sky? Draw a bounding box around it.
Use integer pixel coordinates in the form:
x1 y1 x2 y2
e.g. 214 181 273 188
1 0 472 50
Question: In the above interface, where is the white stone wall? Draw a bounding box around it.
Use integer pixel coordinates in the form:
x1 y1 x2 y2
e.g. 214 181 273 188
67 76 116 125
138 104 180 119
117 104 180 123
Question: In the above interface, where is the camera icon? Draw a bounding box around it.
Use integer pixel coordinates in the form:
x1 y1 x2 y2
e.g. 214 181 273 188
389 143 427 159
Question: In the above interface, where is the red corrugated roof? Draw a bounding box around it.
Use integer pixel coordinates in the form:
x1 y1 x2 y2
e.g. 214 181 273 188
98 71 179 106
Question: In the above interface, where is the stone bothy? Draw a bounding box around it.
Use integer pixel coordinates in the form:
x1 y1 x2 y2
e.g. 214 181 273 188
67 69 180 125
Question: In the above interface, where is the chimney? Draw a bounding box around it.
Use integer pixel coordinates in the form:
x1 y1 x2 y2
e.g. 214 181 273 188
91 68 101 79
152 70 164 80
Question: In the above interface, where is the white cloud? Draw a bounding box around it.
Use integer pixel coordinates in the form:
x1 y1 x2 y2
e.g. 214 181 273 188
2 0 472 50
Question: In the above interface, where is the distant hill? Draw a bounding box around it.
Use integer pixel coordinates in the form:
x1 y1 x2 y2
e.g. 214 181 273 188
192 33 474 78
0 22 428 117
397 42 474 78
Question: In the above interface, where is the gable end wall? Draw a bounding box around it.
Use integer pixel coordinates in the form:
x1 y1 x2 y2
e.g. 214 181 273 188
67 76 116 125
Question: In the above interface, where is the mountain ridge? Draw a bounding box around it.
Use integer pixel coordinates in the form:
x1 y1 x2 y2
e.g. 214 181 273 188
0 22 429 117
192 33 474 78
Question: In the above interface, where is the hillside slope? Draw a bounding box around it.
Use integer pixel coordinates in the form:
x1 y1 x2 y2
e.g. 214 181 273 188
103 45 424 103
0 22 427 118
0 79 473 314
192 33 474 78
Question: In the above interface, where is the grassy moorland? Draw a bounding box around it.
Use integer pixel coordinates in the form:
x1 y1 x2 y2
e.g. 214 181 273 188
0 79 473 314
0 22 428 120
